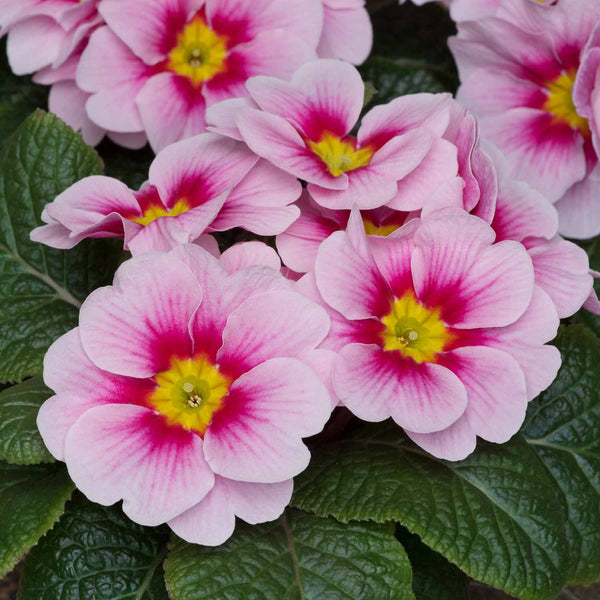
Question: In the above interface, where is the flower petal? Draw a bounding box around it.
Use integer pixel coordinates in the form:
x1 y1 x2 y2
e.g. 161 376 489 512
333 344 468 433
79 253 201 377
65 404 214 526
204 358 330 483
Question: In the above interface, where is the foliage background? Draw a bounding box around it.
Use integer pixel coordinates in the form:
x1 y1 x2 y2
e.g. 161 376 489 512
1 1 600 599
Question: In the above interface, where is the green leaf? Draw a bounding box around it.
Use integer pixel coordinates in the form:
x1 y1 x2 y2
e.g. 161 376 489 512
523 325 600 584
0 376 53 465
98 138 154 191
0 461 73 577
0 111 121 382
19 493 169 600
397 527 469 600
292 426 569 600
0 40 48 149
165 508 414 600
361 0 458 110
360 57 449 110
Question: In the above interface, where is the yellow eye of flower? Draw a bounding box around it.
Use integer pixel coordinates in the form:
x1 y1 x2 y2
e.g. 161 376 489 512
380 293 454 363
148 356 231 435
129 198 190 227
363 219 401 237
168 16 228 85
544 71 590 135
308 132 374 177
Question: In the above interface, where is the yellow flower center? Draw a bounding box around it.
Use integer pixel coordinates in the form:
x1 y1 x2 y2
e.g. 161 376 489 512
148 356 230 435
308 132 374 177
381 293 454 363
129 198 190 227
544 71 590 134
363 219 400 237
168 16 228 85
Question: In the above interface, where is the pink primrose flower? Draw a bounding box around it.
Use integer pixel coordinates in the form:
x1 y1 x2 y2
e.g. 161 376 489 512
488 144 593 318
30 133 301 254
37 244 332 545
301 208 560 461
76 0 323 151
318 0 372 65
1 0 102 75
450 0 600 238
212 59 459 210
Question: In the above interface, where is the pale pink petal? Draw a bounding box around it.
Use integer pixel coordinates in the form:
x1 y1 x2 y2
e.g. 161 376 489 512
235 108 348 189
333 344 467 433
315 230 391 320
148 133 258 208
246 59 364 139
207 0 323 48
226 478 293 523
526 236 593 318
478 108 587 203
368 222 418 299
38 328 154 460
77 27 149 132
217 290 330 377
309 129 433 210
7 16 63 74
210 160 301 234
168 477 236 546
204 358 331 483
36 175 138 235
125 196 229 254
412 215 534 328
172 245 289 359
358 93 453 147
108 131 149 150
136 73 208 152
555 170 600 239
406 416 476 462
443 346 527 443
389 139 458 212
65 404 214 526
79 253 201 377
492 161 559 242
220 241 281 273
456 69 545 117
49 82 105 147
298 348 339 409
203 31 317 106
99 0 201 64
170 476 292 545
474 286 561 399
206 97 257 140
318 4 372 65
276 198 340 273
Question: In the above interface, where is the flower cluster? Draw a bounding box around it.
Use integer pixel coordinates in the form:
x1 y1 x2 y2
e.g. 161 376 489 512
13 0 599 547
1 0 372 151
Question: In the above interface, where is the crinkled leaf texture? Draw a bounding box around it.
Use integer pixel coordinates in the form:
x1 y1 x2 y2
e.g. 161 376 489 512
397 527 469 600
165 508 414 600
0 376 53 465
292 424 569 600
0 461 73 577
0 110 120 382
524 325 600 584
19 493 169 600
